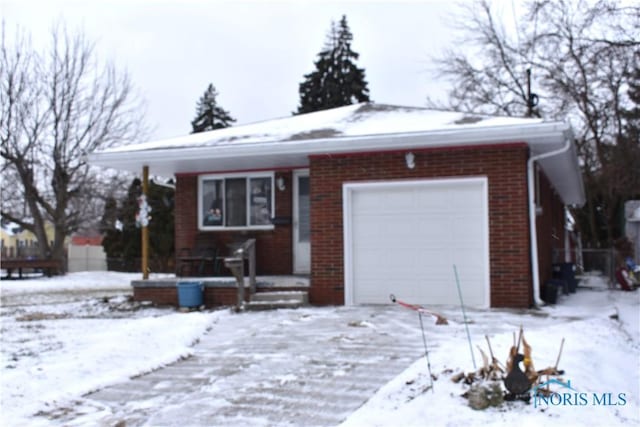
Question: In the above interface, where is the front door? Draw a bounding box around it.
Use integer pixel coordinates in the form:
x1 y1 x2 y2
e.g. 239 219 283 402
293 170 310 274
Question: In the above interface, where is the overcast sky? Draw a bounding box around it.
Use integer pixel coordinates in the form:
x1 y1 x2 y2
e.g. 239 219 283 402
2 0 462 141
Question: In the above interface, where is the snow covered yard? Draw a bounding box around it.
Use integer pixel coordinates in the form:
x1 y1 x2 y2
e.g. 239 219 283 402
341 274 640 427
1 272 221 426
0 271 639 426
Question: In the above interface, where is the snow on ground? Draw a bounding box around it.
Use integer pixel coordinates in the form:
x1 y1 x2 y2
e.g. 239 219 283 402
341 273 640 427
1 271 145 295
1 272 220 426
1 271 639 426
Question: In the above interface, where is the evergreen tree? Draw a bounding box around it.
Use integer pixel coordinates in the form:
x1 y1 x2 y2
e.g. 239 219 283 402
147 179 175 271
100 179 175 272
296 15 370 114
100 180 141 271
191 84 235 133
99 196 124 265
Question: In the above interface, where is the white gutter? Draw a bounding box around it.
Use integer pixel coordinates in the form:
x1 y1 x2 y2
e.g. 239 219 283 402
527 138 572 306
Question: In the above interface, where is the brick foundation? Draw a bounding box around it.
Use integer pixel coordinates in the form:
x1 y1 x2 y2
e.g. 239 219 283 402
133 281 309 308
134 286 178 306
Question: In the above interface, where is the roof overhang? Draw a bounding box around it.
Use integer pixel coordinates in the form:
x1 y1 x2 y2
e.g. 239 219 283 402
90 121 585 206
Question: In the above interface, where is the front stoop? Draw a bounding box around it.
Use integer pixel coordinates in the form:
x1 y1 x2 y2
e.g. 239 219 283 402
246 291 309 311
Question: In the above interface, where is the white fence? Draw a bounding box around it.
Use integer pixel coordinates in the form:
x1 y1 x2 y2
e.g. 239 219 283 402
67 244 107 272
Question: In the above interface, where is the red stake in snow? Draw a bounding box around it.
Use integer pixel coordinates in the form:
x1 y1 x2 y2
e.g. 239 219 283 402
389 294 448 325
390 294 441 393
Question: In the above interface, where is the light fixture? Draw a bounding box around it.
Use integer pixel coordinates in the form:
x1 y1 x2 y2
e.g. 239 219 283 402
276 176 286 191
405 152 415 169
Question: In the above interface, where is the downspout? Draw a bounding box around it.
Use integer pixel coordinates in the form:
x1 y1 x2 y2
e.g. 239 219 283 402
527 138 572 306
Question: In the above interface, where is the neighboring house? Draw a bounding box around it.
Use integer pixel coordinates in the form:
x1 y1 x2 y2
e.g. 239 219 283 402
0 226 15 259
89 103 585 308
0 220 56 259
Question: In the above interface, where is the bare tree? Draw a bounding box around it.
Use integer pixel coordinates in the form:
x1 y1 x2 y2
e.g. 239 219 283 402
430 0 640 247
1 23 145 264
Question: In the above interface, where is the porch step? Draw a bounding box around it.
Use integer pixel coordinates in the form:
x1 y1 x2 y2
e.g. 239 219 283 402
246 291 309 311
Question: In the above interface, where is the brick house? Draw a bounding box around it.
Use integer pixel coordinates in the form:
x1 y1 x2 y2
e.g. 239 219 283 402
90 103 585 308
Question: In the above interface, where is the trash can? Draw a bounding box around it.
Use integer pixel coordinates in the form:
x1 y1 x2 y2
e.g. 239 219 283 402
552 263 577 293
177 281 204 308
542 279 562 304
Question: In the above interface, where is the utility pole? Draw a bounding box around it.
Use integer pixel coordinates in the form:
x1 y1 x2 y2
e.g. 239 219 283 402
526 68 539 118
142 165 149 280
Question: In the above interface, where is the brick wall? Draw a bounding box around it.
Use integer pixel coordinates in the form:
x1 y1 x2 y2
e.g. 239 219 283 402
309 144 534 308
133 282 309 308
136 284 228 307
174 171 293 275
536 171 567 289
171 144 564 309
134 287 177 306
203 287 246 306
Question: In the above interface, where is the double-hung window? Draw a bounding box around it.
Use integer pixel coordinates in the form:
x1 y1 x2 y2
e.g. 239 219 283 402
199 173 274 230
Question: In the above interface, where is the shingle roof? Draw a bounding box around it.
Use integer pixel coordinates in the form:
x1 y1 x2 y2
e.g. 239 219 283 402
101 103 543 154
90 102 584 205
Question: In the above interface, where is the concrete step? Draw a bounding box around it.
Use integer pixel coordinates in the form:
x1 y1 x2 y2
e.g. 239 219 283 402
245 300 305 311
246 291 308 311
251 291 308 304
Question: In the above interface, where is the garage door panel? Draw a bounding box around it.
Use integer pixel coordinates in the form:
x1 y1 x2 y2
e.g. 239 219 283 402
353 215 411 232
417 216 452 241
414 195 450 211
451 188 483 207
354 189 415 213
356 255 447 280
354 251 413 280
451 220 485 244
346 178 489 307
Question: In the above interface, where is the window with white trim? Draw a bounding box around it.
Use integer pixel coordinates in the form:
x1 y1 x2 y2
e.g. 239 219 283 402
199 173 274 230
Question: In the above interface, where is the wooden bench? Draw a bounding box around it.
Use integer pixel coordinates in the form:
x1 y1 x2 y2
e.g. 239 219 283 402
1 258 62 279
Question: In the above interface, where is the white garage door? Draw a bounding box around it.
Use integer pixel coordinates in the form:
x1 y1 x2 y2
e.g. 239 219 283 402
343 177 489 307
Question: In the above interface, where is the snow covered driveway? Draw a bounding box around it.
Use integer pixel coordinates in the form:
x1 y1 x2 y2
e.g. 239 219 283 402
2 272 638 426
48 306 428 426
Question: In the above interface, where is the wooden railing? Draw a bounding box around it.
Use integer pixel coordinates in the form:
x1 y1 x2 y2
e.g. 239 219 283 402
223 238 256 311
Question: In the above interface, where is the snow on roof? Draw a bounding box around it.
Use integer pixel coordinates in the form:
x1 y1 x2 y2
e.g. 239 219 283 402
89 102 585 206
100 103 543 154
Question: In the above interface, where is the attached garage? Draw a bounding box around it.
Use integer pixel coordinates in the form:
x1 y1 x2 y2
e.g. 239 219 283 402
343 177 490 307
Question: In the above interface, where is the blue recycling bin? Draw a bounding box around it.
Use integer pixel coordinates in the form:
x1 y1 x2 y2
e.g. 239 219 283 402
177 281 203 308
